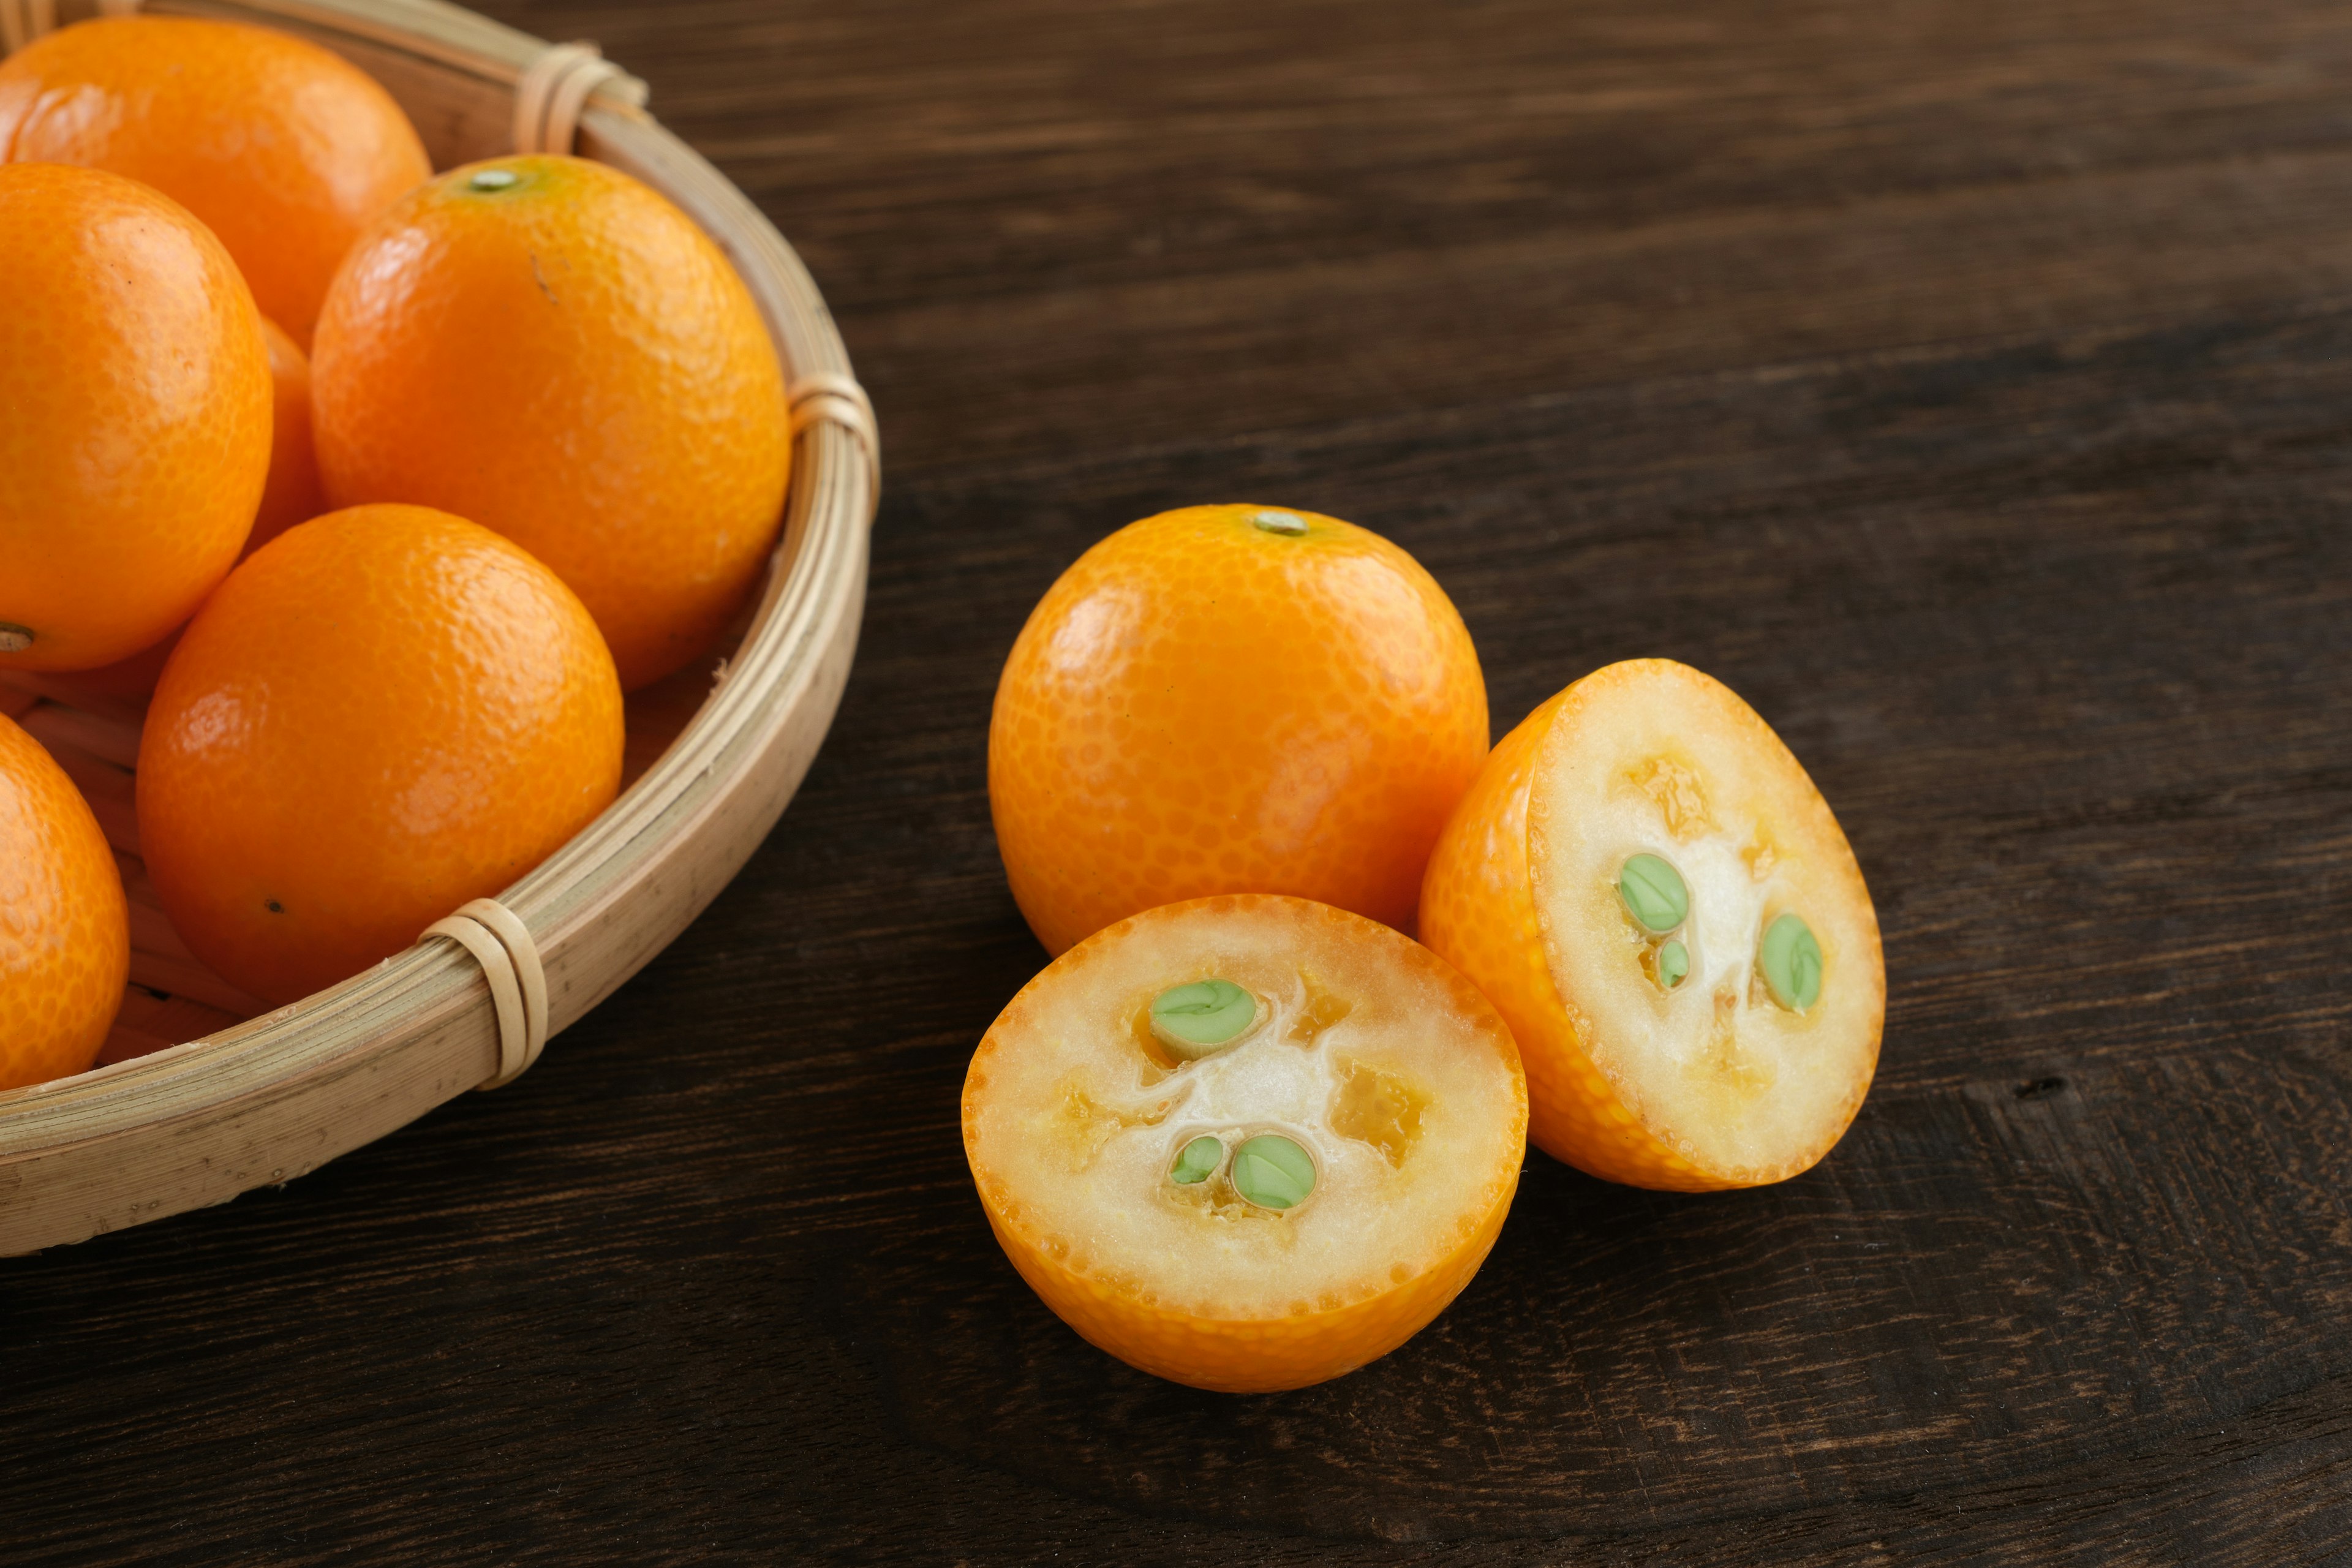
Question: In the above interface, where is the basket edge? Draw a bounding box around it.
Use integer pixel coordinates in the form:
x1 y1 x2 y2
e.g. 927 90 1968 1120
0 20 874 1253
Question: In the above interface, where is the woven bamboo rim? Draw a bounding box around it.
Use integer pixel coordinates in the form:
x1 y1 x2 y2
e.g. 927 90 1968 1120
0 0 876 1254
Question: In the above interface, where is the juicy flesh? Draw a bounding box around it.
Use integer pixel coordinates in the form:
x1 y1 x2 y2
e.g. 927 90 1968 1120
967 899 1523 1319
1527 665 1883 1181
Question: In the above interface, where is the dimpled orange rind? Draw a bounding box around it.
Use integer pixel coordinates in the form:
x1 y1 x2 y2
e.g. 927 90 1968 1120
0 714 129 1093
990 505 1488 956
0 15 431 346
137 504 625 1007
312 155 791 692
964 894 1526 1392
0 163 271 673
1420 660 1883 1191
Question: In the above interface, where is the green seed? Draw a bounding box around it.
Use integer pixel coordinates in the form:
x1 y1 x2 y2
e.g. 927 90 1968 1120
468 168 521 192
1170 1136 1224 1185
1656 938 1690 990
1150 979 1258 1058
1616 853 1689 933
0 622 31 654
1760 913 1823 1012
1230 1134 1316 1210
1251 509 1308 536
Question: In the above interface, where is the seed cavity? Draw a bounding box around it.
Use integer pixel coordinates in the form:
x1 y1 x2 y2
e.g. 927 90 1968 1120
1054 1080 1169 1166
1230 1133 1316 1211
1629 755 1713 839
0 622 32 653
1655 938 1690 991
468 168 521 192
1169 1136 1223 1185
1328 1058 1430 1166
1251 509 1309 536
1284 974 1353 1046
1760 912 1823 1012
1616 853 1689 933
1149 979 1259 1059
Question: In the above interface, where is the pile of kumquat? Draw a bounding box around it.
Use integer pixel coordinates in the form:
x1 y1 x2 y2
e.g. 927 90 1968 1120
1 17 790 1079
972 503 1886 1390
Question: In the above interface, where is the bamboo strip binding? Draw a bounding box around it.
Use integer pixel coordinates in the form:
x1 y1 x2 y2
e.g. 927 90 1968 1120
0 0 876 1255
420 898 548 1088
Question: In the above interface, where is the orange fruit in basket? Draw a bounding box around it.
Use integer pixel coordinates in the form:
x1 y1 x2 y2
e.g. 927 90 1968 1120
137 504 625 1008
0 15 432 345
989 503 1488 956
0 162 271 674
964 894 1526 1392
251 317 328 556
45 316 327 705
312 154 792 692
1419 659 1885 1191
0 712 130 1093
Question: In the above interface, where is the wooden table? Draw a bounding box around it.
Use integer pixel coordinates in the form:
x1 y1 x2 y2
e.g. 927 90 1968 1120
8 1 2350 1560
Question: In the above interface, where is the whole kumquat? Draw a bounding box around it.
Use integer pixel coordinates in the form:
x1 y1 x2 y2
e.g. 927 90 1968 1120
989 504 1488 956
137 505 624 1007
0 15 431 345
0 712 129 1093
964 894 1526 1392
47 315 327 705
312 154 791 691
1419 659 1884 1191
0 163 271 674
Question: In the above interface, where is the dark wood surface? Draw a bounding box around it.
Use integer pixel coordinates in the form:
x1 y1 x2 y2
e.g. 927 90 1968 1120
8 1 2352 1561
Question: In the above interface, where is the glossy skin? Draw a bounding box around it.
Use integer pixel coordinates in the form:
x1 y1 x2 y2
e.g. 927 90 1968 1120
51 317 326 704
0 16 430 346
0 164 271 674
137 505 624 1006
313 156 793 691
1420 660 1884 1190
964 895 1526 1393
0 714 129 1093
989 505 1488 956
251 318 326 556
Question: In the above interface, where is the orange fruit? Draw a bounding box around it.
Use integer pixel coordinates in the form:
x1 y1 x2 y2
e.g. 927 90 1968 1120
989 504 1488 956
1419 659 1884 1190
0 162 271 674
963 894 1526 1392
0 712 129 1093
137 504 625 1006
0 15 432 345
45 316 326 704
312 154 792 692
251 317 326 556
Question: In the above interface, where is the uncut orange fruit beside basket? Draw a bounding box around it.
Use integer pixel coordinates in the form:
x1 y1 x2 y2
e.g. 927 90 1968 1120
1419 659 1885 1191
964 895 1526 1393
990 504 1489 956
0 14 432 346
312 154 792 692
137 505 625 1008
0 162 271 674
0 712 129 1094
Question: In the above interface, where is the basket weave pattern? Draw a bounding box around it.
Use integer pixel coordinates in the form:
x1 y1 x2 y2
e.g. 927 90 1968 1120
0 0 875 1255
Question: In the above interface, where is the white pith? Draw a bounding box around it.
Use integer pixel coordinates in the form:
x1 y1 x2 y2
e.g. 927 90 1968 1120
1528 666 1883 1180
968 901 1521 1318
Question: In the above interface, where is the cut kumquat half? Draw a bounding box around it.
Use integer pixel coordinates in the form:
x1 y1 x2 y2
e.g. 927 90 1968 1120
963 894 1526 1393
1419 659 1884 1191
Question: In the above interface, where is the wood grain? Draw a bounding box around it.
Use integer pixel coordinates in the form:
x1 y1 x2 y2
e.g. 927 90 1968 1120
4 0 2350 1561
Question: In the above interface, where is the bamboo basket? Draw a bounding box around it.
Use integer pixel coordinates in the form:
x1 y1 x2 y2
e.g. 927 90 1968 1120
0 0 876 1254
